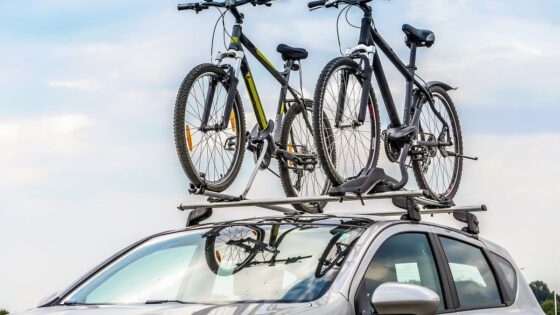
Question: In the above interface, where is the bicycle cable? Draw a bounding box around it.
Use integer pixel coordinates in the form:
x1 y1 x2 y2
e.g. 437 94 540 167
336 5 352 56
344 5 361 29
210 8 230 61
415 72 428 87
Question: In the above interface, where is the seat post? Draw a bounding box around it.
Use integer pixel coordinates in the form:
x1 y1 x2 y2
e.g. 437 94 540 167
408 43 417 75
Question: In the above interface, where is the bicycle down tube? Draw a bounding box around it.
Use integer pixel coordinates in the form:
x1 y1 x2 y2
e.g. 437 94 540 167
207 23 306 132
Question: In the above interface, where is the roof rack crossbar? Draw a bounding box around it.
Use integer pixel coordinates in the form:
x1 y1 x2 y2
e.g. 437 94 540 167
364 204 487 217
178 188 487 234
178 190 427 211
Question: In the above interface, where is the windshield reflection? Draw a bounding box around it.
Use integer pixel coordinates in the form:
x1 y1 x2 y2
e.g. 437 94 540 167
62 221 366 305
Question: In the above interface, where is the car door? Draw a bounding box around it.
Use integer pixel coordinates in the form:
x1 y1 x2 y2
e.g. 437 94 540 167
430 226 522 314
348 223 457 315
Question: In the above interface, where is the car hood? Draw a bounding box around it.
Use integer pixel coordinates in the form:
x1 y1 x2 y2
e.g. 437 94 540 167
16 303 313 315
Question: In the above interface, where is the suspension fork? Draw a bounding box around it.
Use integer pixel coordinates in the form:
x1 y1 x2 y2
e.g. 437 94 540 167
357 54 373 124
335 70 350 127
200 78 218 129
199 49 244 131
219 66 240 130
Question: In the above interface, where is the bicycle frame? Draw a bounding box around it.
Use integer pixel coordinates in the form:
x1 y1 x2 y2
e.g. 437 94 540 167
200 9 306 141
329 4 453 191
353 12 436 129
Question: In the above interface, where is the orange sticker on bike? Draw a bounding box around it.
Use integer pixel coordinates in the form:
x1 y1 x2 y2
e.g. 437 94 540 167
288 144 293 167
230 112 236 133
185 124 193 151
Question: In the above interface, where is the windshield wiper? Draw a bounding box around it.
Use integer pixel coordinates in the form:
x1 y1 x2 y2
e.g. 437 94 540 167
63 301 95 306
145 300 190 305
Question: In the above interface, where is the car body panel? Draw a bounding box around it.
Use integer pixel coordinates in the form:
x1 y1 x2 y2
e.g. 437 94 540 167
16 214 543 315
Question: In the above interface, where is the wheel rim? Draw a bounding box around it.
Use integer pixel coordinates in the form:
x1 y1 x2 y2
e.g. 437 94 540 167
319 65 377 183
183 72 242 185
316 229 361 277
209 226 262 275
416 92 461 198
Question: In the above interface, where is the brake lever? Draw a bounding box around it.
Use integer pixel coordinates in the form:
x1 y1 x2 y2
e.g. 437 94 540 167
254 0 272 6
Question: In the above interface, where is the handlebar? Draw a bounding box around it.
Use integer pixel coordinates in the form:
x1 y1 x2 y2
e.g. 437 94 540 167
307 0 372 10
177 3 202 11
178 0 271 12
307 0 326 9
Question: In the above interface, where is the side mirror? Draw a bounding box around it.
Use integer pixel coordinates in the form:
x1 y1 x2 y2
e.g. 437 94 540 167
371 283 440 315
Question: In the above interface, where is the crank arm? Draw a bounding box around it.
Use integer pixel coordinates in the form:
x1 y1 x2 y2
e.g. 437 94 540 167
277 149 317 166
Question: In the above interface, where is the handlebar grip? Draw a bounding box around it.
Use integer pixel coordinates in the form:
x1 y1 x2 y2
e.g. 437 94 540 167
177 3 196 10
308 0 327 9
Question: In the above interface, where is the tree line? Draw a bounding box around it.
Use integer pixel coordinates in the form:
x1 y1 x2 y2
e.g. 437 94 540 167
530 280 559 315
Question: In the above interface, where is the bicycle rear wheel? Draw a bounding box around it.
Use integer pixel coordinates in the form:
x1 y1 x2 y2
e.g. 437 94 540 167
412 86 463 200
174 64 246 192
313 57 381 185
279 103 332 213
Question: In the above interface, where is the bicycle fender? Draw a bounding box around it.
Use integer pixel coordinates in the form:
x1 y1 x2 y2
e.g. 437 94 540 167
426 81 457 91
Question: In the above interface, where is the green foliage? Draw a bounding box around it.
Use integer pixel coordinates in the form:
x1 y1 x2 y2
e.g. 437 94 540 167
0 309 9 315
531 280 552 303
530 280 559 314
541 299 555 315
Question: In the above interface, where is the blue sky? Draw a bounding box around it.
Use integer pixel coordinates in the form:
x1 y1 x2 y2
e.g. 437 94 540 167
1 0 560 312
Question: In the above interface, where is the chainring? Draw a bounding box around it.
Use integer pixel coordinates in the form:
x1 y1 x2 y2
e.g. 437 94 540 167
383 129 401 163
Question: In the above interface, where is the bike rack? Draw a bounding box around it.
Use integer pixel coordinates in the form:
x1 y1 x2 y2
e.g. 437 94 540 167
178 187 487 234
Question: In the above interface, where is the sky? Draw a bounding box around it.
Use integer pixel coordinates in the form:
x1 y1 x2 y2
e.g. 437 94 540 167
1 0 560 312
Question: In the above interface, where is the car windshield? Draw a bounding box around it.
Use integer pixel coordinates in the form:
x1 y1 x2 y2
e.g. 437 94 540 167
62 221 365 305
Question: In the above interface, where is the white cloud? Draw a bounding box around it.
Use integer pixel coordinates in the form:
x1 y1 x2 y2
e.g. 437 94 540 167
0 114 93 187
48 79 102 91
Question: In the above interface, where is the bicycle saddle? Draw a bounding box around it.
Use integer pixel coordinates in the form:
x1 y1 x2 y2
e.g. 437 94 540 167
402 24 435 48
277 44 308 61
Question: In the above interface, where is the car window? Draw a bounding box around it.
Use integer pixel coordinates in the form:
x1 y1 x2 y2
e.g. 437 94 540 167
62 223 365 304
492 253 517 300
439 237 502 309
361 233 444 311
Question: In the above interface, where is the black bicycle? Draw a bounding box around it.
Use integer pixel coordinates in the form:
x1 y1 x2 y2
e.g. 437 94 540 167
174 0 332 212
309 0 471 202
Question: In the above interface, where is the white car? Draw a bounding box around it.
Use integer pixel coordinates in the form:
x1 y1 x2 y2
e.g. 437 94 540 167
18 213 543 315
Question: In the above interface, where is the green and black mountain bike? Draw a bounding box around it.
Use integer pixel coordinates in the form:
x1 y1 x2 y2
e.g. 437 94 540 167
173 0 332 212
309 0 475 203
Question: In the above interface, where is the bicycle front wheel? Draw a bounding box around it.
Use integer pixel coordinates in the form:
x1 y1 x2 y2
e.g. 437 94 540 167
174 64 246 192
313 57 381 185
